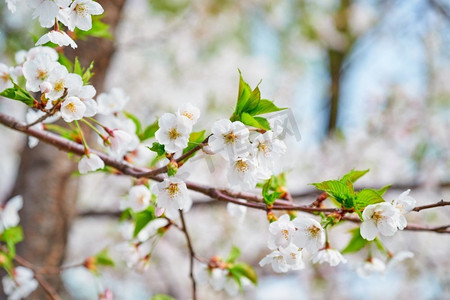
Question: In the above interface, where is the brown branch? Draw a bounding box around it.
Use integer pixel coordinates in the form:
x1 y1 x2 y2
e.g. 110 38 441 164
413 200 450 212
0 113 449 234
179 211 197 300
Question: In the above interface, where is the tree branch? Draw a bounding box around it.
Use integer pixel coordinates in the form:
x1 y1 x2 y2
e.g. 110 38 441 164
0 113 449 235
179 211 197 300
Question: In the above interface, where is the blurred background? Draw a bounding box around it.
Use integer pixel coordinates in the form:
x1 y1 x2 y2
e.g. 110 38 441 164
0 0 449 299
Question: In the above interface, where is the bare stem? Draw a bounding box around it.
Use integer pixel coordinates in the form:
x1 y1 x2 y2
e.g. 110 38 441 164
179 210 197 300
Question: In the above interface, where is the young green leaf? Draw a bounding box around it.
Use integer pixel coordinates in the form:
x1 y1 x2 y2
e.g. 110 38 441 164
0 226 24 245
354 189 385 211
340 169 370 184
75 17 112 40
140 120 159 141
151 295 174 300
310 180 351 206
247 99 286 116
0 84 35 106
182 130 205 156
226 245 241 263
375 184 392 196
230 262 258 285
94 249 115 267
241 113 271 130
235 70 252 116
133 207 156 238
148 142 166 156
341 228 368 254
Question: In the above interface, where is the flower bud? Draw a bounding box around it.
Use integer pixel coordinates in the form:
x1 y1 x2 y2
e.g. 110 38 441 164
167 161 178 176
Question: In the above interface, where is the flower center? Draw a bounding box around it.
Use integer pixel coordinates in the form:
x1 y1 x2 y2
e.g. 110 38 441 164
168 128 180 140
257 142 269 154
66 102 77 113
166 183 180 198
290 252 296 260
37 69 48 80
372 211 383 222
223 131 237 144
0 72 9 83
308 225 321 237
138 194 146 204
281 229 289 241
182 111 194 120
54 80 65 92
236 160 249 173
75 4 88 16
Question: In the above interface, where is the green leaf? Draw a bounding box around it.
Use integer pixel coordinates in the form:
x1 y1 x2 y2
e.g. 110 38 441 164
82 61 95 84
149 142 166 156
133 207 156 238
73 57 83 76
354 189 385 211
242 86 261 112
262 177 284 205
340 169 370 184
241 113 271 130
75 17 112 40
235 70 252 116
341 228 368 254
247 99 286 116
0 226 24 245
375 184 392 196
58 53 74 72
182 130 205 156
230 262 258 285
123 111 142 136
95 249 115 267
310 180 351 206
0 252 14 277
0 83 35 106
140 120 159 141
226 246 241 263
151 295 174 300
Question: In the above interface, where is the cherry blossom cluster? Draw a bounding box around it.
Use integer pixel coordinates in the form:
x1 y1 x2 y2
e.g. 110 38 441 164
0 196 39 299
208 119 286 190
259 214 346 273
6 0 104 49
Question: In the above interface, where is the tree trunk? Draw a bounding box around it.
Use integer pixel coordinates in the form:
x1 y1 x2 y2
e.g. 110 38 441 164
9 1 127 298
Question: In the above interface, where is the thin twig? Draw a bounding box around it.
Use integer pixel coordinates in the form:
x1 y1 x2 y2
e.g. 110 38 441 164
179 211 197 300
413 200 450 212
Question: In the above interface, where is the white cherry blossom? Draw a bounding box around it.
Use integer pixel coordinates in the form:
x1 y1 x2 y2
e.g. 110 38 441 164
356 258 386 277
0 63 14 91
259 249 289 273
176 103 200 125
279 244 305 270
2 267 38 300
121 185 151 213
311 248 347 267
209 119 250 160
36 30 78 49
28 0 72 27
60 96 86 122
43 65 82 100
155 113 192 153
292 217 325 253
96 88 130 115
107 129 132 158
26 46 58 62
0 195 23 233
267 214 296 250
22 53 58 92
360 202 399 241
391 189 416 230
252 131 286 176
387 251 414 270
68 84 97 117
152 177 192 219
210 268 227 291
66 0 104 31
78 153 104 174
227 156 258 190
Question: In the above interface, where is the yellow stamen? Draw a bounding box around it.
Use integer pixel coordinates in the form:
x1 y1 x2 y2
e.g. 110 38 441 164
168 128 180 140
166 183 180 199
223 131 237 144
236 160 249 173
